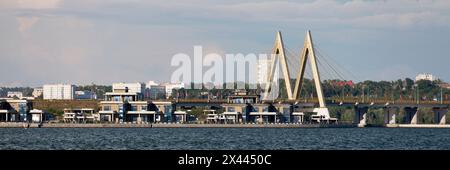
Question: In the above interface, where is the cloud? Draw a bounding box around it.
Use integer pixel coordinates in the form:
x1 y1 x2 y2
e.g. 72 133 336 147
0 0 62 9
17 16 40 33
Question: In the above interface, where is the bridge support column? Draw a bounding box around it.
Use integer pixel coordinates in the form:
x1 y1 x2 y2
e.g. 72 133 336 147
355 106 368 127
384 107 397 124
433 108 448 125
404 107 418 124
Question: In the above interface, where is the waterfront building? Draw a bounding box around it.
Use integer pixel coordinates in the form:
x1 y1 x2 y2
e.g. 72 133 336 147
415 73 437 82
7 91 23 98
126 101 159 123
43 84 75 100
205 109 240 124
99 90 139 123
0 98 33 122
152 101 176 122
292 112 305 123
63 108 98 123
29 109 44 123
98 84 178 123
32 88 43 98
205 110 219 123
220 91 298 124
173 110 187 123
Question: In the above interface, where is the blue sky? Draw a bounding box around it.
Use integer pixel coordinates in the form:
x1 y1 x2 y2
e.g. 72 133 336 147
1 0 450 87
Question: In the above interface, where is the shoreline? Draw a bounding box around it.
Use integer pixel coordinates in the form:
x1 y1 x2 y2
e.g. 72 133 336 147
0 122 355 128
2 122 450 128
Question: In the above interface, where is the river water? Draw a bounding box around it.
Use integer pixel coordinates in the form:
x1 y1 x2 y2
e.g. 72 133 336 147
1 128 449 150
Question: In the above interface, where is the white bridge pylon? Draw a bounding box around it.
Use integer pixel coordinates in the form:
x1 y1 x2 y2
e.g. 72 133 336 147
263 30 332 120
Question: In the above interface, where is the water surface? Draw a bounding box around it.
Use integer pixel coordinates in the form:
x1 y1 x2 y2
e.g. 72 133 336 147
1 128 449 150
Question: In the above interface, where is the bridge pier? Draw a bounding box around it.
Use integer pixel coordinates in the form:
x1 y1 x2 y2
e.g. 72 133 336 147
433 108 448 125
354 106 368 127
404 107 419 124
384 107 397 125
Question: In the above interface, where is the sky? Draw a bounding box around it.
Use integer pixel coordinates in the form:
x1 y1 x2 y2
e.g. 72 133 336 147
1 0 450 87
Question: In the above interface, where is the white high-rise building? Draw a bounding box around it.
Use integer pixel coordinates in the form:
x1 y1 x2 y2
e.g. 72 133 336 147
257 58 272 86
43 84 75 100
112 82 144 94
415 73 437 82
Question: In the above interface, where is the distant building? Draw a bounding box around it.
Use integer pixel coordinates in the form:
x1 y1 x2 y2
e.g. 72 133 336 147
112 82 145 94
7 91 23 98
32 88 43 98
161 82 185 98
75 91 97 100
43 84 75 100
149 85 166 100
415 73 437 82
146 81 158 89
438 83 450 89
256 58 271 86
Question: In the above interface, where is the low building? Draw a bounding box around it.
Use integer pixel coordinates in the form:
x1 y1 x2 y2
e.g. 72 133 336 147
416 73 437 82
29 109 45 123
7 91 23 98
32 88 43 98
173 110 187 123
63 108 98 123
75 91 97 100
205 109 239 124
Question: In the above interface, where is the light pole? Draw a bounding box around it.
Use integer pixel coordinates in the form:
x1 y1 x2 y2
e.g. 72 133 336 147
441 87 443 104
414 84 419 104
362 85 365 103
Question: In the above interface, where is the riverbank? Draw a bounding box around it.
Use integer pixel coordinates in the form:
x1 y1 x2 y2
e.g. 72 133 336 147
387 124 450 128
4 122 450 128
0 122 356 128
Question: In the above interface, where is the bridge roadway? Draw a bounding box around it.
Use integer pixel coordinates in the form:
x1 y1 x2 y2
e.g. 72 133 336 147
170 98 449 108
167 98 450 127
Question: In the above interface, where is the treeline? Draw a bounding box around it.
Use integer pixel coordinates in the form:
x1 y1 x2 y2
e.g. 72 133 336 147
0 85 112 99
172 78 450 101
1 78 448 101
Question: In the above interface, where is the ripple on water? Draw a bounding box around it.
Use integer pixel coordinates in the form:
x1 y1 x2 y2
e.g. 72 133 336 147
1 128 450 150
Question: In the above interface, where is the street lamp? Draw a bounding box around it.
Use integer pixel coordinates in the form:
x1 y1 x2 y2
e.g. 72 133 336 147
362 85 365 103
